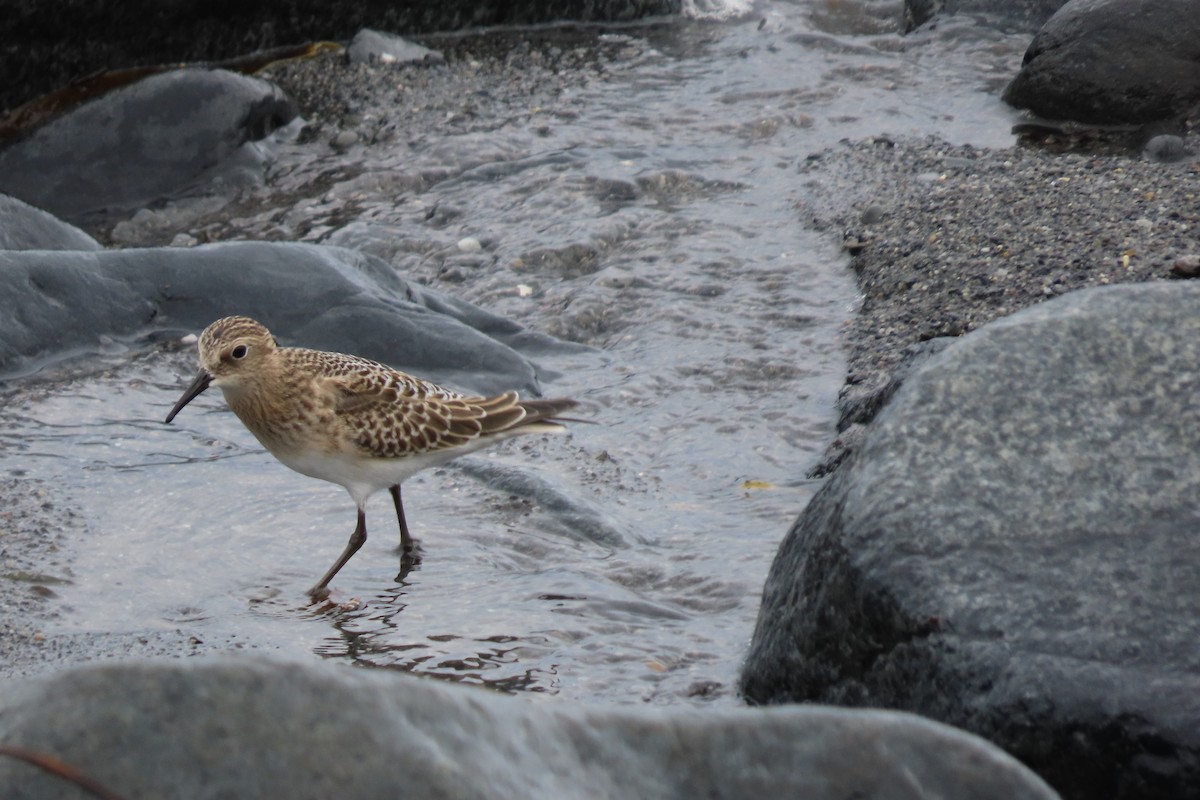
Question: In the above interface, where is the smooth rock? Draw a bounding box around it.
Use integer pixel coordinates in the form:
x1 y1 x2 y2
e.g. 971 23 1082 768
330 129 359 148
0 69 296 224
1002 0 1200 124
0 194 101 251
347 28 445 66
741 282 1200 799
0 240 584 394
1143 134 1194 164
0 656 1059 799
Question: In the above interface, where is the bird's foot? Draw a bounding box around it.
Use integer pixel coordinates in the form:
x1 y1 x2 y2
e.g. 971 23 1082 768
394 549 422 583
395 539 424 561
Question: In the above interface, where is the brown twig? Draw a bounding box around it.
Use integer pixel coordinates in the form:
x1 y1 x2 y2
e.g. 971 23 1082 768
0 743 126 800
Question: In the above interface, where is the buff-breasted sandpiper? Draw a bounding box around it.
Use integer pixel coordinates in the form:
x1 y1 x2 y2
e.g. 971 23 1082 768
164 315 579 599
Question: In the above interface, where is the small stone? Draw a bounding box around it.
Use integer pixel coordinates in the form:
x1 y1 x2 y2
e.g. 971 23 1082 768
456 237 482 252
347 29 445 66
331 130 358 149
1171 254 1200 277
1144 135 1191 163
842 233 871 255
860 204 886 225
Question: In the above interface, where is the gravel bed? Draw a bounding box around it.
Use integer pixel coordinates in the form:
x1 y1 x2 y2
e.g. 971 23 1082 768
798 136 1200 472
258 27 650 144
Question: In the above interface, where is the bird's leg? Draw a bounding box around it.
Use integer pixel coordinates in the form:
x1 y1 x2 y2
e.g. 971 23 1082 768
389 484 420 559
308 507 367 600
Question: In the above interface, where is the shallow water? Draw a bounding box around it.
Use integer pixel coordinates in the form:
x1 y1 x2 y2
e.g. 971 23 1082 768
1 2 1029 702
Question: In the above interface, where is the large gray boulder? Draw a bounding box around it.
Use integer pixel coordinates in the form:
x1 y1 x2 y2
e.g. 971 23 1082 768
741 283 1200 799
0 69 296 224
1003 0 1200 124
0 241 581 394
0 657 1057 799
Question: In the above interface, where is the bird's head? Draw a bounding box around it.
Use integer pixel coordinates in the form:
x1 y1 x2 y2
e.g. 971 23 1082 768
164 316 279 423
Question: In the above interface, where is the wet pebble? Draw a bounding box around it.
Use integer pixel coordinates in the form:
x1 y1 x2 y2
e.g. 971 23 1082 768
859 204 886 224
330 130 359 148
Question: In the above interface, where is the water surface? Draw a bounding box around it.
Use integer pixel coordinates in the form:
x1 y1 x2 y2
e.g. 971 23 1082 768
1 1 1028 703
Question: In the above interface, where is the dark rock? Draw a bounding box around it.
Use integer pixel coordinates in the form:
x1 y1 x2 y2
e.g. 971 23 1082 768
1170 254 1200 278
0 656 1059 799
347 28 445 66
0 69 295 225
1003 0 1200 124
0 241 585 394
0 194 101 251
904 0 1066 32
741 283 1200 800
859 204 886 225
0 0 681 115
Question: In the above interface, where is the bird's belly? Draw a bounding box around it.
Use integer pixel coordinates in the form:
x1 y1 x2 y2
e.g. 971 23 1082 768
270 447 463 501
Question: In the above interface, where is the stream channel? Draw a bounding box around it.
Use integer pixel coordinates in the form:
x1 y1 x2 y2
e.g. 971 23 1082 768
1 0 1028 704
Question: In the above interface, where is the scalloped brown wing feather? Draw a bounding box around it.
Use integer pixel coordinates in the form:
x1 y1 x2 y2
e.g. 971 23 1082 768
323 363 576 459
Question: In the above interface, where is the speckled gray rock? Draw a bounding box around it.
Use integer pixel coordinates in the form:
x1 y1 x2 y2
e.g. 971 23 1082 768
1003 0 1200 124
0 194 101 251
0 656 1058 800
347 28 445 65
0 69 295 224
0 241 581 394
741 282 1200 799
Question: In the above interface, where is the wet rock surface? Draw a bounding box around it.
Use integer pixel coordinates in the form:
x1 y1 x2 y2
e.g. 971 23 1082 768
1003 0 1200 124
0 195 100 251
742 283 1200 799
0 69 296 225
0 241 572 394
0 656 1057 799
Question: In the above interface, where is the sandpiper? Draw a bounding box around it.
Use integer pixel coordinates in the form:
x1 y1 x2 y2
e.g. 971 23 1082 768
164 315 579 599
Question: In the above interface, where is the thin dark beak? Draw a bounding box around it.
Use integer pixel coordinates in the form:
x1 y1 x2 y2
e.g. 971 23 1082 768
164 370 214 423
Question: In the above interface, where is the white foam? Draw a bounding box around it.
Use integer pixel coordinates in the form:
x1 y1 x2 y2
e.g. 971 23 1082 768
681 0 756 21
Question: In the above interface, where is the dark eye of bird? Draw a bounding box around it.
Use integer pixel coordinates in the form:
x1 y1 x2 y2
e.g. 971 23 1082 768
231 345 248 360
